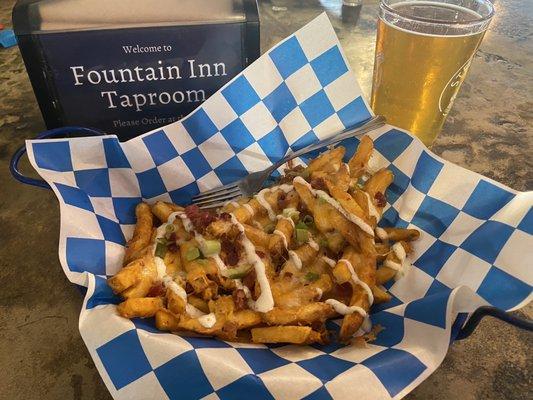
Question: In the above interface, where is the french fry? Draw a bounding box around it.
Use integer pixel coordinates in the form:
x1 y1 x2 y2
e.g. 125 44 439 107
151 201 183 222
121 277 153 299
117 297 163 318
348 135 373 179
376 266 396 285
155 309 180 331
307 146 345 174
251 326 326 344
372 285 392 304
364 168 394 201
325 180 368 223
381 227 420 242
263 303 336 326
108 255 156 294
124 203 154 264
167 288 186 315
268 217 294 255
244 224 270 248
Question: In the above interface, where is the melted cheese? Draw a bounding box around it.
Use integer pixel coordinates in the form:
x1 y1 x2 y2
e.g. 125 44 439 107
293 177 374 237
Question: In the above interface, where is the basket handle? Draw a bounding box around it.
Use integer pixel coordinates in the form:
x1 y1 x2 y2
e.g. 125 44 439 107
10 126 106 190
456 306 533 340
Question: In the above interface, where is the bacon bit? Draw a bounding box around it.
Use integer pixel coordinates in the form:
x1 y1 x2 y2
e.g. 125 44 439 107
185 205 217 233
220 212 232 221
221 235 242 266
277 192 288 210
242 269 256 292
310 177 327 191
168 232 176 242
232 289 248 310
147 282 166 297
374 192 387 208
255 250 266 258
297 201 309 214
185 282 194 294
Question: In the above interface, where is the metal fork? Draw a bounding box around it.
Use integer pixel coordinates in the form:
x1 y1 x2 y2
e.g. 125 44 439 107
191 115 386 208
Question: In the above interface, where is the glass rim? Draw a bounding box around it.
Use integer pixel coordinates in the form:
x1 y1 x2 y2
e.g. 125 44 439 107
380 0 495 26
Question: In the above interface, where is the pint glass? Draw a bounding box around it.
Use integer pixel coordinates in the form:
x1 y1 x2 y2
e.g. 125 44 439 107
370 0 495 146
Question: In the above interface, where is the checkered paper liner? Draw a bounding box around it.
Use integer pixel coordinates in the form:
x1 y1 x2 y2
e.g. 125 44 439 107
26 13 531 400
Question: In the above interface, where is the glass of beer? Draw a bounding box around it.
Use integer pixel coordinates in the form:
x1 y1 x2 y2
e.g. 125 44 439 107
370 0 495 146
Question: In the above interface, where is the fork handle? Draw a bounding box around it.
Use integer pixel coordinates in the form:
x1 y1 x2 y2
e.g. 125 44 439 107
271 115 386 170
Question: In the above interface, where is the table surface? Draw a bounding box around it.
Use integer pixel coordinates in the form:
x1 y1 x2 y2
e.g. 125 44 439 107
0 0 531 399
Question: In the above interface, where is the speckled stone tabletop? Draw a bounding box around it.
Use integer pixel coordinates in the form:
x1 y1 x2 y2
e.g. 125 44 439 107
0 1 531 399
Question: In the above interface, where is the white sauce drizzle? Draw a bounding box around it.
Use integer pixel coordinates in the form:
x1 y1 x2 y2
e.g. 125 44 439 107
384 260 402 271
375 227 389 241
355 315 373 337
364 192 381 219
326 299 367 317
243 203 255 217
277 214 295 228
386 242 411 281
185 304 206 318
228 200 240 209
293 177 374 237
315 288 323 300
392 242 406 261
288 250 303 270
197 313 217 328
339 259 374 306
322 256 337 268
255 184 294 220
308 237 319 251
230 213 274 312
273 229 288 248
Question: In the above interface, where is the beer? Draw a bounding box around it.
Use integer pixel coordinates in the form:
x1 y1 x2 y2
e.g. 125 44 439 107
371 1 494 146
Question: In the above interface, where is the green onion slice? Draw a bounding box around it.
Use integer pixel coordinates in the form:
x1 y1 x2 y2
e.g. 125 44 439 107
185 247 200 261
202 239 221 256
295 221 308 230
225 264 252 279
296 228 309 244
155 241 167 258
304 272 319 282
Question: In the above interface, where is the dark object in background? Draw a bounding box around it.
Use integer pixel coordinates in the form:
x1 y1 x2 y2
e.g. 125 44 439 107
12 0 260 140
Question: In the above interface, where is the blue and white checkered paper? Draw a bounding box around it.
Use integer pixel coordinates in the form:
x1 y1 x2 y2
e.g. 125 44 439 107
26 14 532 400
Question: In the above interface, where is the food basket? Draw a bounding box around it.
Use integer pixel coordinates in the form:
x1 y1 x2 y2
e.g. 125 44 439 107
10 14 532 400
